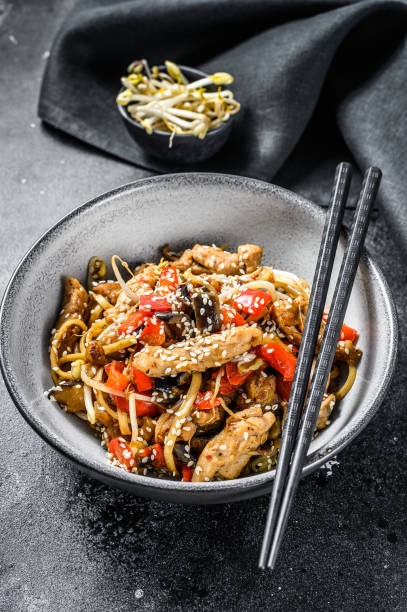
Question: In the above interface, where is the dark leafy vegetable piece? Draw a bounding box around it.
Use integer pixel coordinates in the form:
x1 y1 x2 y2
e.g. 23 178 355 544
162 244 179 261
152 372 191 403
174 443 196 466
251 455 270 474
50 382 84 413
178 283 191 304
87 256 107 290
191 290 221 332
189 435 213 456
155 312 184 323
176 372 192 387
155 311 194 341
152 375 186 404
153 376 178 394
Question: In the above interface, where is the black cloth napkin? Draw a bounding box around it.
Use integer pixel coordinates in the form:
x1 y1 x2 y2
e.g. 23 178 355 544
39 0 407 253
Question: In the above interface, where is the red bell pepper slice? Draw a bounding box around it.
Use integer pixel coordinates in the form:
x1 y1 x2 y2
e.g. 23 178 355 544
117 311 147 336
221 305 246 328
159 265 179 294
114 395 127 412
105 360 125 373
109 437 135 470
210 369 236 394
104 361 129 391
113 395 130 412
281 339 299 353
132 368 153 392
135 397 160 417
220 379 236 394
322 313 358 343
140 443 166 468
233 289 273 316
114 394 159 417
225 361 251 386
257 342 297 381
276 376 293 402
182 465 193 482
139 294 171 313
139 316 165 346
195 390 221 411
340 324 358 343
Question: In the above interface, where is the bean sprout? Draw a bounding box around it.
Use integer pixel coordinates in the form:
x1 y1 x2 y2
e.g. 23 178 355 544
117 60 240 140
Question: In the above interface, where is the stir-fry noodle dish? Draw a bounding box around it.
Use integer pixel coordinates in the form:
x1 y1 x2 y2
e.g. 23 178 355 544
47 244 361 482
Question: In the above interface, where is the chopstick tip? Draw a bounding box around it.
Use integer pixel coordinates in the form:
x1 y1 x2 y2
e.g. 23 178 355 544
366 166 382 180
337 161 352 172
266 549 279 570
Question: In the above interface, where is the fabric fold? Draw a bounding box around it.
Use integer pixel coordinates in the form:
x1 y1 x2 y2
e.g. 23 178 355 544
38 0 407 252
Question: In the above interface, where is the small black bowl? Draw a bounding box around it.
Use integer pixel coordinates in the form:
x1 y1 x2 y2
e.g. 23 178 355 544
117 65 235 164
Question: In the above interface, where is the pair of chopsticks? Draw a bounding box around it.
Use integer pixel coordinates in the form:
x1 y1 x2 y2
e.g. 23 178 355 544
259 162 382 570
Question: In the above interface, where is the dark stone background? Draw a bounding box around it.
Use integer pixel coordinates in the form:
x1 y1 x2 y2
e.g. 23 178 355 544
1 1 406 610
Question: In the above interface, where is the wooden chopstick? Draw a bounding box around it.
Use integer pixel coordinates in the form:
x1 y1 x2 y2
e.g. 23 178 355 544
262 166 382 570
258 161 352 569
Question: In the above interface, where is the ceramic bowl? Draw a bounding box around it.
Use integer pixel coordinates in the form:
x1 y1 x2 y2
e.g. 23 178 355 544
0 174 398 504
117 65 235 163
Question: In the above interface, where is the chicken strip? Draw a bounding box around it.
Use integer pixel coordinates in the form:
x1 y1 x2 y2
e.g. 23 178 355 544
272 296 308 346
334 340 362 363
54 276 89 353
93 281 121 305
192 407 275 481
85 340 107 366
154 412 196 444
171 249 193 271
244 371 276 407
316 393 336 429
237 244 263 273
132 325 263 376
105 263 157 321
193 404 225 433
55 277 89 329
191 244 240 275
133 262 157 286
170 249 207 274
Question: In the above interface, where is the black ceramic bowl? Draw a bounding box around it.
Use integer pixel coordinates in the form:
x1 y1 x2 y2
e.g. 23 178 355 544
0 174 397 504
117 65 235 163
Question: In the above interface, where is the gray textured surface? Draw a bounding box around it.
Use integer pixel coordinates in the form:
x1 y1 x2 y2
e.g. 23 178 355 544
1 1 406 611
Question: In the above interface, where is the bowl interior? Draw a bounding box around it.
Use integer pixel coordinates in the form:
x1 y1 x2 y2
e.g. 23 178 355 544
0 173 397 500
